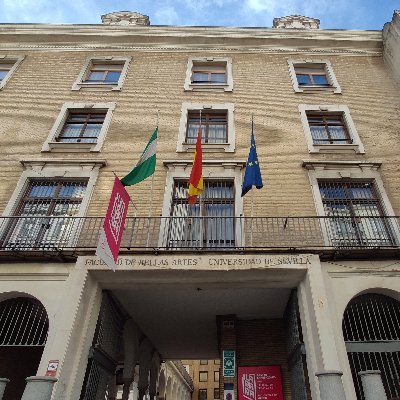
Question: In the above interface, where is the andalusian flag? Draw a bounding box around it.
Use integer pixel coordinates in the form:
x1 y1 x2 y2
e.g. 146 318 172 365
188 130 203 205
121 128 157 186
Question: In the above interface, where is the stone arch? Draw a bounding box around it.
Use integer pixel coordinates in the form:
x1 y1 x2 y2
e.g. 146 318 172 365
0 293 49 400
342 291 400 399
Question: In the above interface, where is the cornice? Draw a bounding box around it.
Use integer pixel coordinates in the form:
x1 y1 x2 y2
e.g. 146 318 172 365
0 23 383 54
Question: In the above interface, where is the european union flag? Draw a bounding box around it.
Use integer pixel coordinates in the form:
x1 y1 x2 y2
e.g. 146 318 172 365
241 124 263 197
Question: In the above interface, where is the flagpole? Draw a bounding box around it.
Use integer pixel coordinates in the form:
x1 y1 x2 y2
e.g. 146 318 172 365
145 110 159 248
199 109 203 249
250 114 254 246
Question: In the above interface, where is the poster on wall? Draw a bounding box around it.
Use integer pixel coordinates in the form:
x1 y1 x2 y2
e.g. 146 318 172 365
238 366 284 400
223 349 236 377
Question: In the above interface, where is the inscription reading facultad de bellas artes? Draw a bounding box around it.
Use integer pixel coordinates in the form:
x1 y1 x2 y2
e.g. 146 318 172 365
84 255 311 268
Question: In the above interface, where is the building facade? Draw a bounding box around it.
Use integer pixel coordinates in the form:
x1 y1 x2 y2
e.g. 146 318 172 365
0 9 399 400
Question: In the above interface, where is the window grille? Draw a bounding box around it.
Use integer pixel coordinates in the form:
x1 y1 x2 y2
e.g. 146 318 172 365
186 111 228 144
57 111 106 144
343 294 400 400
319 181 394 247
0 297 48 346
2 179 87 248
307 112 351 144
168 180 235 248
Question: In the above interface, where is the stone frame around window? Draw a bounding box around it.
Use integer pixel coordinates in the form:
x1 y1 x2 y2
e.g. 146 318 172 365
177 102 235 153
184 57 233 92
299 104 365 154
0 55 25 90
2 159 106 219
72 56 131 91
160 160 245 247
302 160 400 245
41 102 116 153
288 59 341 94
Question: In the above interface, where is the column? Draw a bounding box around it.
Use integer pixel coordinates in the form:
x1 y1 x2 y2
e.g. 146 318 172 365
315 371 346 400
138 338 153 400
0 378 9 400
358 371 387 400
21 376 57 400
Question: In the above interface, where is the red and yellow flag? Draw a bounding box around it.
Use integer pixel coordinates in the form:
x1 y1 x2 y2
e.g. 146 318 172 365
188 130 203 205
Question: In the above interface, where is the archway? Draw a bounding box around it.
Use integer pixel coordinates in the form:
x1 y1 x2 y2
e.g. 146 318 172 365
0 295 49 400
342 292 400 399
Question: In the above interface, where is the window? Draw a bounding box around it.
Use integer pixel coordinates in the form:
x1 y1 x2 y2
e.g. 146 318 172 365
303 161 400 248
72 56 131 91
1 160 105 249
200 360 208 365
169 180 235 249
0 56 24 90
288 59 341 93
42 102 116 153
299 105 364 154
214 359 221 365
160 161 245 248
199 389 207 400
214 389 220 400
177 103 235 153
184 57 233 91
214 371 219 382
186 111 228 144
199 372 208 382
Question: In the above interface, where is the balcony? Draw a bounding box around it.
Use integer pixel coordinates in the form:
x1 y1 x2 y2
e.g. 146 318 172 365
0 215 399 261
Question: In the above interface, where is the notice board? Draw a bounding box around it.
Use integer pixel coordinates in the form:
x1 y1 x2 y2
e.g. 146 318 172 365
238 366 284 400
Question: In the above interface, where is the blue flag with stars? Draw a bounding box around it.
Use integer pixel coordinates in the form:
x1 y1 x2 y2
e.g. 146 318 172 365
241 122 263 197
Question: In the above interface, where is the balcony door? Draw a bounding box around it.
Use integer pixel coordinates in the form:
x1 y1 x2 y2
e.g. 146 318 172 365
2 179 87 248
319 181 394 247
167 180 235 249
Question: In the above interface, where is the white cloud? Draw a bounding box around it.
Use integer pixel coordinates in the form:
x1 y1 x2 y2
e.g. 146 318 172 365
154 6 180 25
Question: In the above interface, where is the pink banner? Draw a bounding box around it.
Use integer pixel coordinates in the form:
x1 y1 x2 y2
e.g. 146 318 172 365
238 366 283 400
96 177 130 270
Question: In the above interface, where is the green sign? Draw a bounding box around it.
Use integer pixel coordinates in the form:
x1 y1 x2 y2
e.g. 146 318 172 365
223 350 235 377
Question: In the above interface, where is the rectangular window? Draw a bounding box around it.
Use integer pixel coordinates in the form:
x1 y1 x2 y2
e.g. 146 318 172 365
200 360 208 365
3 179 88 248
199 372 208 382
214 359 221 365
57 110 107 144
0 63 15 82
214 389 220 400
319 181 394 246
186 111 228 144
168 180 235 248
84 61 124 84
307 112 351 145
0 56 24 90
199 389 207 400
214 371 219 382
295 64 329 87
192 62 227 84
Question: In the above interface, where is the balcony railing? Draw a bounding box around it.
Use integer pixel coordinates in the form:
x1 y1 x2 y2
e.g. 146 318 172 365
0 215 399 258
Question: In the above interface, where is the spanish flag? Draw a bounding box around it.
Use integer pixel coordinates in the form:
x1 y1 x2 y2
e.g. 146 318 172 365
188 130 203 205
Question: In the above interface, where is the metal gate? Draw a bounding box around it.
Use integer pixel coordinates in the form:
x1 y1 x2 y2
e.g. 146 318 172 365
343 293 400 399
80 291 126 400
284 289 310 400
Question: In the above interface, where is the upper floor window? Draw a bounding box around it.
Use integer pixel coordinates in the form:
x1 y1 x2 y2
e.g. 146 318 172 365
186 111 228 144
299 104 364 154
288 59 341 93
0 56 24 90
199 371 208 382
184 57 233 92
42 102 116 153
199 389 207 400
72 56 131 91
177 103 235 153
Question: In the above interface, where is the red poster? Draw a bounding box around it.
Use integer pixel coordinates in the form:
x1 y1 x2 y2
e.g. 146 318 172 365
96 177 130 270
238 366 284 400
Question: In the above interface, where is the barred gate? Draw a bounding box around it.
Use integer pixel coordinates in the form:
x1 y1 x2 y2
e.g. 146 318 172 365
80 291 126 400
284 290 311 400
343 293 400 400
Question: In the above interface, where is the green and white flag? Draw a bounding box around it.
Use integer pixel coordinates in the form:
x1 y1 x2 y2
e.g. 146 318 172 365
121 128 157 186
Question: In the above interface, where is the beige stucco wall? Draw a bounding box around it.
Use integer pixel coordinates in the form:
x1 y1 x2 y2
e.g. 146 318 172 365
384 10 400 83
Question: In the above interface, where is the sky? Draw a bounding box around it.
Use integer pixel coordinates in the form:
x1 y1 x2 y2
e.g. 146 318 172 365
0 0 398 30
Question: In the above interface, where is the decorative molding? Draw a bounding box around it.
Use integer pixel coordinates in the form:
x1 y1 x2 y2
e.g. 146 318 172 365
101 11 150 26
273 15 320 29
301 160 381 171
20 159 107 169
163 160 245 170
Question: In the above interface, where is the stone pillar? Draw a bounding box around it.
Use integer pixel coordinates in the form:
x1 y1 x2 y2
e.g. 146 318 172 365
358 370 387 400
316 371 346 400
138 338 153 400
0 378 9 399
21 376 57 400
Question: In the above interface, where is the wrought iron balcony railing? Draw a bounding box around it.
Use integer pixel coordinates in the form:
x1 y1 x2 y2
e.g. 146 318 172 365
0 215 399 258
